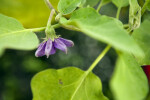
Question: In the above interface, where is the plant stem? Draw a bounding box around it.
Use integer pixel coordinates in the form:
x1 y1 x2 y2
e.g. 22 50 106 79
97 0 103 12
45 9 57 40
123 24 129 28
52 23 61 29
61 24 81 32
46 9 55 29
87 45 111 73
116 7 121 19
141 0 150 15
28 24 61 33
29 27 46 32
44 0 55 11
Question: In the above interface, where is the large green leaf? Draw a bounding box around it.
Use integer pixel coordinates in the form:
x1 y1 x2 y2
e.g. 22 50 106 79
58 0 83 15
0 0 50 28
112 0 129 8
110 53 149 100
129 0 141 30
31 67 108 100
60 8 144 57
132 20 150 65
0 14 39 56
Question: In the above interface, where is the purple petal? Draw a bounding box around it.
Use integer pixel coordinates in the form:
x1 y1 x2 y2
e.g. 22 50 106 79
35 42 46 57
58 37 74 47
54 38 67 53
45 39 53 58
50 45 56 54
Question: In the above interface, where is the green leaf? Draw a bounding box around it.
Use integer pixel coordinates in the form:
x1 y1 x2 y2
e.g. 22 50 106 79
110 53 149 100
0 14 39 56
112 0 129 8
58 0 83 15
0 0 51 28
129 0 141 30
84 0 100 7
79 0 86 7
132 20 150 65
31 67 108 100
61 8 144 57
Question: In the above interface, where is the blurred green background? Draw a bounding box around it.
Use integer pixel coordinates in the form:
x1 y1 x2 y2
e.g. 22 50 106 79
0 0 149 100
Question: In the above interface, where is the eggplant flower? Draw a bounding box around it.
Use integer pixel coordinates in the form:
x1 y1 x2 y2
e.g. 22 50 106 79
35 37 74 58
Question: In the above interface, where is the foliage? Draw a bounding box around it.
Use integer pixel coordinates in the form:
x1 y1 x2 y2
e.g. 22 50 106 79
132 20 150 65
61 7 143 57
110 52 148 100
0 0 150 100
0 14 39 56
32 67 108 100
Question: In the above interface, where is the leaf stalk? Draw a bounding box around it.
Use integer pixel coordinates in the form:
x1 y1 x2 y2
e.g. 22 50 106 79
141 0 150 15
87 45 111 73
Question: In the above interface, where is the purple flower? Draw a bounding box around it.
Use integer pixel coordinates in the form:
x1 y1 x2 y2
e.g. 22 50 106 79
35 37 74 58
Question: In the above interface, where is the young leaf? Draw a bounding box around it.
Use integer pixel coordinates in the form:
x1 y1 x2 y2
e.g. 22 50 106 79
60 8 144 57
58 0 83 15
0 14 39 56
31 67 108 100
132 20 150 65
112 0 129 8
129 0 141 30
110 53 149 100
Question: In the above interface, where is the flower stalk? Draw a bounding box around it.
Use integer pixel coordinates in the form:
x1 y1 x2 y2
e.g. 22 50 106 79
44 0 57 12
45 9 56 40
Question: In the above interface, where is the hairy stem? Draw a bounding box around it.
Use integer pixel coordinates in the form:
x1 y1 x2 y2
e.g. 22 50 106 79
141 0 150 15
44 0 55 11
87 45 111 73
46 9 55 28
45 9 56 40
